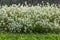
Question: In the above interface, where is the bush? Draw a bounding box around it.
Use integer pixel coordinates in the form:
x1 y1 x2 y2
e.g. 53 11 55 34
0 4 60 33
0 0 59 5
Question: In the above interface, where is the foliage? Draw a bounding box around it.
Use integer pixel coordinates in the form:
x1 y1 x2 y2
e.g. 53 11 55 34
0 4 60 33
0 0 59 5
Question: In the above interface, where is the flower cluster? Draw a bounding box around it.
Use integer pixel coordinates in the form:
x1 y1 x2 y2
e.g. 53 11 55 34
0 5 60 33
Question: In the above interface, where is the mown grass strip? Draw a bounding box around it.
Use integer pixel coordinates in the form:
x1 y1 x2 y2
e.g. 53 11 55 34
0 32 60 40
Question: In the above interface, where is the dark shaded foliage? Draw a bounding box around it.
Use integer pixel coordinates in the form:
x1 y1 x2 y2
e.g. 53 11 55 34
0 0 60 5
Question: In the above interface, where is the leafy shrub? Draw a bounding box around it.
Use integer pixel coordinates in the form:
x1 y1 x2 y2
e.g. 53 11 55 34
0 0 59 5
0 4 60 33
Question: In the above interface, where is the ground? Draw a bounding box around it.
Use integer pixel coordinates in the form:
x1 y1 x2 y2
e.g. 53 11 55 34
0 32 60 40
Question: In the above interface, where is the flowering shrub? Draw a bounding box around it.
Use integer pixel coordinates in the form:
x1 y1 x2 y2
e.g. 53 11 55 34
0 4 60 33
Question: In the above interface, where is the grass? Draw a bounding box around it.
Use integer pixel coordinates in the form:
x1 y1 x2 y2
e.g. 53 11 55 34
0 32 60 40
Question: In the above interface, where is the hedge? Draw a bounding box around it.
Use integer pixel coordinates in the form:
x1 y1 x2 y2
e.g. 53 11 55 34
0 0 60 5
0 4 60 33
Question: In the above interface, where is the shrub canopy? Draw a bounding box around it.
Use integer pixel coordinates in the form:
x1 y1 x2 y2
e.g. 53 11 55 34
0 5 60 33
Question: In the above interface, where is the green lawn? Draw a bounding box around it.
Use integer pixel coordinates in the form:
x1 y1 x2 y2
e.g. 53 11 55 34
0 32 60 40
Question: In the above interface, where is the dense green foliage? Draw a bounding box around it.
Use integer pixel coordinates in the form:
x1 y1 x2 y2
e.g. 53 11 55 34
0 32 60 40
0 5 60 33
